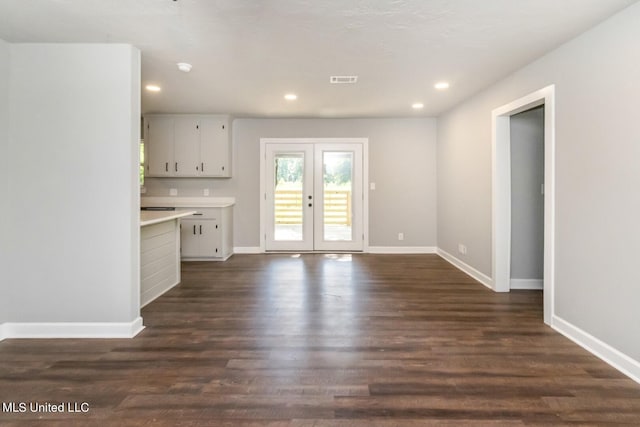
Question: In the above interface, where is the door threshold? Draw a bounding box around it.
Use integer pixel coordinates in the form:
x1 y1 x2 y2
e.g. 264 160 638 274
265 250 363 254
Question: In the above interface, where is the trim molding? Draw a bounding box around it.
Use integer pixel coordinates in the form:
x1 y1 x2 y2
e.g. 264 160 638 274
436 248 494 290
510 279 543 290
0 317 144 340
368 246 436 254
552 315 640 384
0 323 6 341
233 247 262 254
492 85 556 323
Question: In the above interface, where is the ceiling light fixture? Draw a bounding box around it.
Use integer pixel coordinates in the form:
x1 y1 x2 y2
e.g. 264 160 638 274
177 62 192 73
284 93 298 101
145 84 161 92
412 103 424 109
434 82 450 90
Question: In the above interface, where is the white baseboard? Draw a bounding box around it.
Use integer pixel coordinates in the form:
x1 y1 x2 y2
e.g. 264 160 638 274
436 248 494 290
368 246 436 254
234 247 438 255
233 247 262 254
0 323 6 341
0 317 144 340
552 315 640 384
510 278 543 290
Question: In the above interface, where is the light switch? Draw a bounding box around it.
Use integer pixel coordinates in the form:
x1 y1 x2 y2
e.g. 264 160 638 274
370 182 376 190
203 189 210 196
169 188 178 196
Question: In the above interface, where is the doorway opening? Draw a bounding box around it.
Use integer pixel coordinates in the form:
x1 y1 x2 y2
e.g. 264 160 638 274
492 85 555 325
510 106 545 291
260 138 368 252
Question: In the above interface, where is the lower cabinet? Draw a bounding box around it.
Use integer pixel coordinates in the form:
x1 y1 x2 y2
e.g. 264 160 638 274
179 206 233 260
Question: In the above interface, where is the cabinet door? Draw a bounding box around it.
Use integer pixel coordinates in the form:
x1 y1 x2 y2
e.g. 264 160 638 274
199 117 230 177
180 219 200 258
174 117 200 177
146 117 174 177
199 219 222 257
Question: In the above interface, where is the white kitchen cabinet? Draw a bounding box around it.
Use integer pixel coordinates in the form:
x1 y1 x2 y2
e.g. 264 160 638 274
174 117 200 176
199 117 231 177
179 206 233 260
146 116 174 176
144 114 231 178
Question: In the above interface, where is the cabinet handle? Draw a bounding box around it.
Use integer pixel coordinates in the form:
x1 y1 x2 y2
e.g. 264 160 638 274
215 224 218 229
193 225 196 235
193 213 203 216
199 225 202 235
175 162 178 172
222 166 225 171
201 162 204 172
165 162 168 172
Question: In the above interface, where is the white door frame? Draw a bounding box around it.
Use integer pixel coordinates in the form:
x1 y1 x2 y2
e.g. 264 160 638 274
260 138 369 252
313 143 364 251
264 143 314 251
491 85 555 325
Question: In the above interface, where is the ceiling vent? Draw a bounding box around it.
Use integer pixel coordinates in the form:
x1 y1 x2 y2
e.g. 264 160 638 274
330 76 358 84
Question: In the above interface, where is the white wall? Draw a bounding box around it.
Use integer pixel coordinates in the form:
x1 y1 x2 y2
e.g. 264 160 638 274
510 107 544 281
438 3 640 360
0 39 10 325
4 44 141 325
144 118 438 249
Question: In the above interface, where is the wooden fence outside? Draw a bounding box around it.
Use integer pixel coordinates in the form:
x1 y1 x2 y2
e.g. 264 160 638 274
275 189 351 225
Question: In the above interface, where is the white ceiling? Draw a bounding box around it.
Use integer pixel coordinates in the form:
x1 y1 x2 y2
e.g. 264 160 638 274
0 0 637 117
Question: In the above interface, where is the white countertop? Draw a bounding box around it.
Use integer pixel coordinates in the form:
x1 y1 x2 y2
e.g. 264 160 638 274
140 209 197 227
141 196 235 208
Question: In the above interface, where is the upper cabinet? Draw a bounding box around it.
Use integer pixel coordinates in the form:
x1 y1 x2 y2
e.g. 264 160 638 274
144 114 231 178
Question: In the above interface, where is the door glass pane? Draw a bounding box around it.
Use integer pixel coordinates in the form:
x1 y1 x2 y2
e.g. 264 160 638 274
274 154 304 241
323 152 353 241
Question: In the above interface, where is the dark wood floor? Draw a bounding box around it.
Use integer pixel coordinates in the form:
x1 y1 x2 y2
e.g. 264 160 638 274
1 254 640 426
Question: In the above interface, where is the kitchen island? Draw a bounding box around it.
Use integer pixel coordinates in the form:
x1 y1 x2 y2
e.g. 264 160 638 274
140 209 195 307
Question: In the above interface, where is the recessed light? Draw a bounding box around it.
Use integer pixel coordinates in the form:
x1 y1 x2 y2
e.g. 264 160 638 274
145 84 161 92
412 102 424 109
434 82 450 90
284 93 298 101
177 62 192 73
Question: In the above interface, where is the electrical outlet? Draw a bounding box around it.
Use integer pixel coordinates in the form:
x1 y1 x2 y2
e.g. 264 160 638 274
398 232 404 241
203 189 210 196
169 188 178 196
458 244 467 255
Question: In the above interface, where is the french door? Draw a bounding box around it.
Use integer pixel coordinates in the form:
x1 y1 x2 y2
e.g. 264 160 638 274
265 142 363 251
